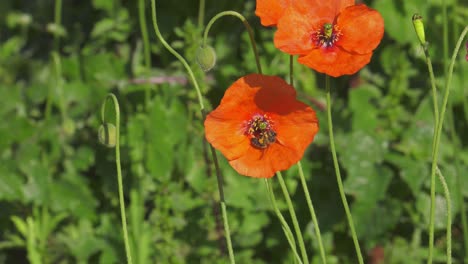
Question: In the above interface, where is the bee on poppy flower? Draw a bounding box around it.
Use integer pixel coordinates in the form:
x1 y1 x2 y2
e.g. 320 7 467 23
251 130 277 149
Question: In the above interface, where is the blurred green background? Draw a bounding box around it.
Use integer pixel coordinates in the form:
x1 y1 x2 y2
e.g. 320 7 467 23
0 0 467 263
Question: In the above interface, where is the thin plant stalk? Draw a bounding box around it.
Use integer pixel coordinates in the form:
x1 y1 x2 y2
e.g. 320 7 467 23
265 179 303 264
45 0 63 120
198 0 205 28
203 109 236 264
297 162 327 264
442 2 467 260
436 167 452 264
450 106 468 260
426 26 468 264
138 0 152 109
325 76 364 264
53 0 62 50
101 94 133 264
150 1 235 262
289 55 326 264
420 38 439 264
276 172 309 264
203 11 262 74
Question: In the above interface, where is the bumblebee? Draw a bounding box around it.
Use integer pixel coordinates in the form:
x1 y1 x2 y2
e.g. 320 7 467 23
250 130 277 149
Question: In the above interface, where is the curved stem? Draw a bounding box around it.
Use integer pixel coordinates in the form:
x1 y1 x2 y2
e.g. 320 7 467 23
101 94 133 264
436 167 452 264
276 172 309 264
265 179 303 264
150 1 235 262
150 0 204 110
426 26 468 264
325 76 363 264
297 162 327 264
138 0 151 109
203 11 262 74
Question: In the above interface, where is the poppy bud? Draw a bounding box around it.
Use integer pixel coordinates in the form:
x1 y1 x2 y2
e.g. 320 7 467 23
412 13 426 46
62 118 76 137
196 45 216 72
46 23 67 38
98 123 117 148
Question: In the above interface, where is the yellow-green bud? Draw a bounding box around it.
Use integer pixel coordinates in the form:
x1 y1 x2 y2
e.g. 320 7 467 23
412 13 426 46
98 123 117 148
62 118 76 137
196 45 216 72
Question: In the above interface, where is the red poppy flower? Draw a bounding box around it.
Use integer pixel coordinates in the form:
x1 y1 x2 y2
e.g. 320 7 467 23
255 0 291 26
204 74 319 178
273 0 384 77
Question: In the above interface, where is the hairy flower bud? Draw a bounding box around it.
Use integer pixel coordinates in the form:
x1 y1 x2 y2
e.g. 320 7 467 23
98 123 116 148
196 45 216 72
412 14 426 46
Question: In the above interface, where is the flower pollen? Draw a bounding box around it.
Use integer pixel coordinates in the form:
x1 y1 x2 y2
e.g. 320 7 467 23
311 23 342 48
245 114 277 149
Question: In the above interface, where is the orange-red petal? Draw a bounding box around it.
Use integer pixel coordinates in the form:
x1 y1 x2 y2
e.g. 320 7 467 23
204 74 319 178
336 4 384 54
297 46 373 77
274 0 323 55
255 0 291 26
274 0 356 55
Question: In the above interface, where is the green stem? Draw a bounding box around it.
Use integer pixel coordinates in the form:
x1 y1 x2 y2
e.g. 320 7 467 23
150 0 204 110
422 48 440 127
51 52 66 121
265 179 303 264
53 0 62 50
138 0 152 109
426 25 468 264
101 94 133 264
421 40 439 264
276 172 309 264
198 0 205 29
204 110 236 264
435 167 452 264
289 55 294 85
325 76 363 264
150 1 235 262
288 56 326 263
297 162 327 264
45 0 63 120
203 11 262 74
447 100 468 260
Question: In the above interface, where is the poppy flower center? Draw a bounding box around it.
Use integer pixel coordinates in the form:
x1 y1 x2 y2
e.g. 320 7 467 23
245 114 277 149
311 23 342 48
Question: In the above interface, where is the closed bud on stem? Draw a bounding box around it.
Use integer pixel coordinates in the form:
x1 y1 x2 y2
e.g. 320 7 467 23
412 13 426 46
98 123 117 148
196 45 216 72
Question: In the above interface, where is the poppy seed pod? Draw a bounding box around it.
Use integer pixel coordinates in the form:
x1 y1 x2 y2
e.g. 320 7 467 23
412 13 426 46
98 123 117 148
196 45 216 72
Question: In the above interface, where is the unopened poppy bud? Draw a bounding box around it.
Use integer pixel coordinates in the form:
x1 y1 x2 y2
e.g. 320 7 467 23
196 45 216 72
98 123 117 148
46 23 67 38
412 14 426 46
62 118 76 137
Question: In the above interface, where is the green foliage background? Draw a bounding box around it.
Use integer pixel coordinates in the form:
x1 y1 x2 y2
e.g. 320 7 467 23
0 0 467 263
